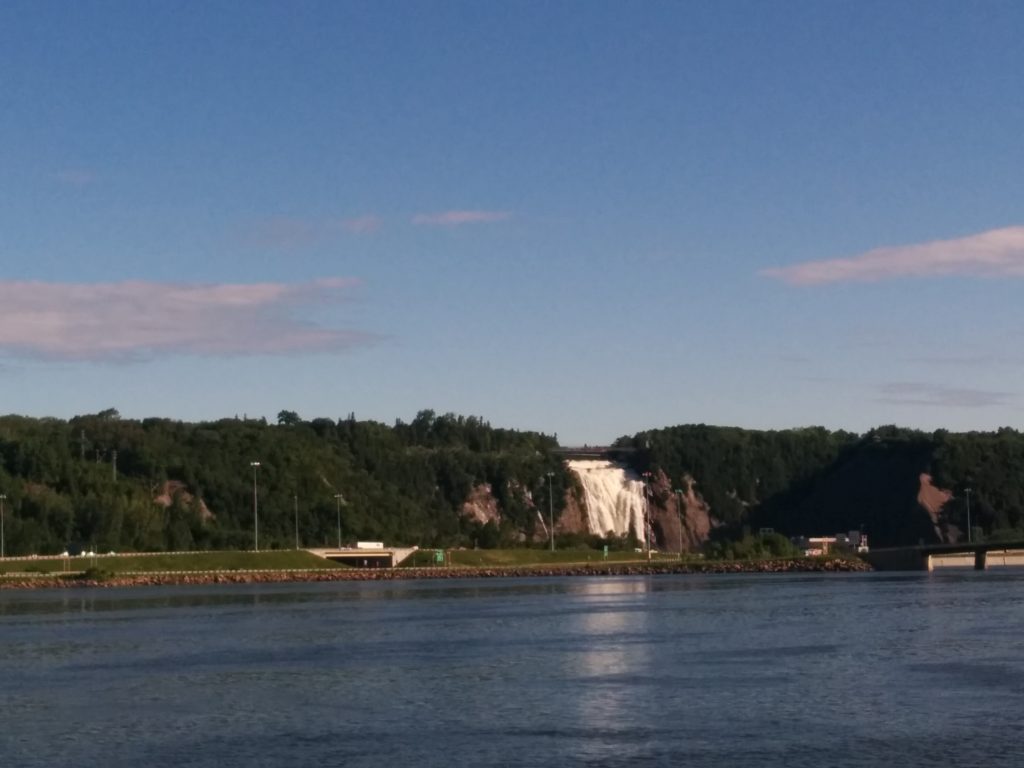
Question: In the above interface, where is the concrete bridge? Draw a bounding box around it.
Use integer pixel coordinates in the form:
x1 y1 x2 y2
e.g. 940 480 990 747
865 541 1024 571
306 546 419 568
554 445 636 460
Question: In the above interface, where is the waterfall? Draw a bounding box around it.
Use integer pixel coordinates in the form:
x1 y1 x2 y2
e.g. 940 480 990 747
567 459 647 543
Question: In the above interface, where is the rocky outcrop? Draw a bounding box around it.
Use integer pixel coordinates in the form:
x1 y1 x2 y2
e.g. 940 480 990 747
555 480 589 535
648 471 714 552
461 483 501 525
917 473 956 542
153 481 213 521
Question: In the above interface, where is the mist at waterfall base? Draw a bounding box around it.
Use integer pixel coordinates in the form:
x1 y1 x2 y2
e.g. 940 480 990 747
2 574 1023 768
568 459 647 544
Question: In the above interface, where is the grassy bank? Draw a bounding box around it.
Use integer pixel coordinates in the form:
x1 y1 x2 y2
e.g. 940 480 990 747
403 548 690 568
0 556 872 590
0 547 864 579
0 549 343 575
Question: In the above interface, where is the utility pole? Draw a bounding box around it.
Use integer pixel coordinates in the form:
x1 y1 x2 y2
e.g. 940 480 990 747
675 488 684 561
0 493 6 559
250 461 260 551
965 487 972 544
294 494 299 550
546 472 555 553
642 471 653 560
334 493 345 549
111 450 117 482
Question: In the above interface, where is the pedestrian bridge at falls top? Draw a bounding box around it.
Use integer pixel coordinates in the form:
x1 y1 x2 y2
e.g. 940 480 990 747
866 541 1024 571
555 446 637 460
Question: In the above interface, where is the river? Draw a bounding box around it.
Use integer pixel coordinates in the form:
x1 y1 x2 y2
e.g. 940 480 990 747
1 572 1022 767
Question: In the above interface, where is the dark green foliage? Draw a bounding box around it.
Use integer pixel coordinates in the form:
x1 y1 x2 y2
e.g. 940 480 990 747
622 424 857 527
704 532 800 560
0 409 566 556
620 423 1024 548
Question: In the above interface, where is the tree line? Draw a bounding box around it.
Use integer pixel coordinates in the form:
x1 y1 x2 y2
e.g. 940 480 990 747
4 410 1024 556
619 423 1024 547
0 409 568 555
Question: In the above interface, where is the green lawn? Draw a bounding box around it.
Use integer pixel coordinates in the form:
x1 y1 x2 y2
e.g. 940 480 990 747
0 547 694 576
403 548 685 568
0 549 344 575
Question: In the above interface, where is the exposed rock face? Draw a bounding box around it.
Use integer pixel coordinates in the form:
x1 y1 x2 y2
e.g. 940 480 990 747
461 483 501 525
556 481 589 535
153 481 213 521
648 471 714 552
917 473 956 542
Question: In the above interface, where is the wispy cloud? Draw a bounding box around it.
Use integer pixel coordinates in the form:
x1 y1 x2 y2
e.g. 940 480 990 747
877 382 1014 408
241 214 382 249
907 353 1024 368
412 210 512 226
341 215 382 234
53 169 95 187
243 216 323 249
762 226 1024 285
0 278 376 362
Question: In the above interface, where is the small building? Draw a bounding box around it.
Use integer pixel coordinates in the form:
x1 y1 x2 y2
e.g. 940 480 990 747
794 531 868 557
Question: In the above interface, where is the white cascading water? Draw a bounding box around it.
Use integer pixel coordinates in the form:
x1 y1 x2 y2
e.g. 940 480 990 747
567 459 647 544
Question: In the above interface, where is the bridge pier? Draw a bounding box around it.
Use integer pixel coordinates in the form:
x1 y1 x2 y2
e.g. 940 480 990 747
866 541 1024 571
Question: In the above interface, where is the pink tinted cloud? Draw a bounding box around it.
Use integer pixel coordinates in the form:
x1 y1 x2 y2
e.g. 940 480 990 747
53 169 95 187
341 215 383 234
242 216 323 249
242 214 383 249
761 226 1024 285
0 278 375 361
411 210 512 226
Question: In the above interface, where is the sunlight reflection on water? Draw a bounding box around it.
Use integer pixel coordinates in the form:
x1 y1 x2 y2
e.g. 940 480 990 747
1 573 1023 767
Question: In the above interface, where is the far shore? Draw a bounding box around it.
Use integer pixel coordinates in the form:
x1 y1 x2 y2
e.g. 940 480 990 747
0 557 871 590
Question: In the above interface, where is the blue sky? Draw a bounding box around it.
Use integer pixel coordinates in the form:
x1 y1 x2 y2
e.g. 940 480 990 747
2 1 1024 443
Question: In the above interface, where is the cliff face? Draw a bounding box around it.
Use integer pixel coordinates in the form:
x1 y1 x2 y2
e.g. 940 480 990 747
461 483 501 525
153 481 213 521
648 471 714 552
455 449 960 551
556 479 589 536
917 473 956 542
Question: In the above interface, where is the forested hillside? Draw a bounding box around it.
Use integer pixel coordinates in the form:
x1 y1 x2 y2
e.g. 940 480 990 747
0 409 568 555
621 424 1024 547
4 409 1024 556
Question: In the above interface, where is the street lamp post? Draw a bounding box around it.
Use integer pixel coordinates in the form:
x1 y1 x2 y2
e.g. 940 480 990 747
641 471 653 560
674 488 684 561
965 487 972 544
0 493 6 559
334 493 345 550
546 472 555 553
250 461 260 551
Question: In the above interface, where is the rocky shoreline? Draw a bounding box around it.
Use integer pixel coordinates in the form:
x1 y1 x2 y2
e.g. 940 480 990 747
0 557 871 590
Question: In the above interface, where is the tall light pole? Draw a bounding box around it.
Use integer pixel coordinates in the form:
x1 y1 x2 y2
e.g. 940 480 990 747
294 493 299 550
642 471 652 560
250 461 260 551
546 472 555 553
965 487 972 544
334 493 345 549
0 493 6 559
674 488 684 561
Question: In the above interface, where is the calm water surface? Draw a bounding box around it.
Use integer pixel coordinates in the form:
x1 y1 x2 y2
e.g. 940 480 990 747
1 572 1022 767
